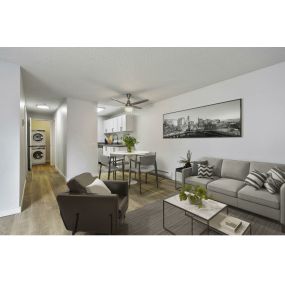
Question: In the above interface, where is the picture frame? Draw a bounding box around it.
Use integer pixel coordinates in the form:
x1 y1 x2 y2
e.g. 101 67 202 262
163 99 242 138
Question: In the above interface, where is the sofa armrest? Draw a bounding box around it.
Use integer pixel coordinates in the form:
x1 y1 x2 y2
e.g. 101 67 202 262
103 180 129 197
182 167 192 185
280 183 285 225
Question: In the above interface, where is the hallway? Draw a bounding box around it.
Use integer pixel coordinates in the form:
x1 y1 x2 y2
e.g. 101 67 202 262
0 165 68 235
0 165 176 235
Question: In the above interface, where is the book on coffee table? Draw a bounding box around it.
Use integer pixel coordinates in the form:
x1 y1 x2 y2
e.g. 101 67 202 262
220 216 242 232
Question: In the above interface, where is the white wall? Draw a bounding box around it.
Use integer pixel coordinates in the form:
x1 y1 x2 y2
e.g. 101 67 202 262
54 98 98 180
0 61 26 217
97 116 105 142
135 62 285 179
54 102 67 177
66 98 98 180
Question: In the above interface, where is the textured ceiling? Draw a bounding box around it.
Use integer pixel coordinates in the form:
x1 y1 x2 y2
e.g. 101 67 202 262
0 47 285 115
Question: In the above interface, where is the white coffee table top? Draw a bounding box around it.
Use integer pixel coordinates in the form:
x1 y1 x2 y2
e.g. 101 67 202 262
164 194 227 221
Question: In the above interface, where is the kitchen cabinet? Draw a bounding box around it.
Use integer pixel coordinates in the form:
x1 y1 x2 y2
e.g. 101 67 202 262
103 119 112 134
103 114 133 134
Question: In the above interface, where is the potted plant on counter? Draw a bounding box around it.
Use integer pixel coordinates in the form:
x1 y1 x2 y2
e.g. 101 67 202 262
122 135 138 153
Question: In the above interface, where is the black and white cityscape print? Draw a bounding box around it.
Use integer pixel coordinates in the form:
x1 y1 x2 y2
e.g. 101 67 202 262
163 99 242 138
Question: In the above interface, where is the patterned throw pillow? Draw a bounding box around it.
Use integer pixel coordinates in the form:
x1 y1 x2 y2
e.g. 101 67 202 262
198 164 214 179
264 167 285 194
245 170 267 189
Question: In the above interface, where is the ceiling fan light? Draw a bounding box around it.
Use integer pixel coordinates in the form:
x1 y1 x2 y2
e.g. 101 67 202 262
125 106 134 113
97 107 105 113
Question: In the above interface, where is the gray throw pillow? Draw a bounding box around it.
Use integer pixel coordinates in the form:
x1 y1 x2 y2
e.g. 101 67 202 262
192 160 208 176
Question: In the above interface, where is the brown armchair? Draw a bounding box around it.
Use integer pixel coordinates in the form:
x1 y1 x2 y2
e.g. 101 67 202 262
57 173 128 235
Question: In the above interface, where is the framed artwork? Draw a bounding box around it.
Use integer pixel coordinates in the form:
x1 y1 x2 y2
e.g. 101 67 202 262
163 99 242 138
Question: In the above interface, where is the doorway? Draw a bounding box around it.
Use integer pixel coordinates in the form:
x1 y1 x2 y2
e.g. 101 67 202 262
28 118 54 170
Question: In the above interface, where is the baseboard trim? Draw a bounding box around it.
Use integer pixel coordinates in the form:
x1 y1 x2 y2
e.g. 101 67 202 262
0 207 21 218
20 178 27 210
55 166 67 181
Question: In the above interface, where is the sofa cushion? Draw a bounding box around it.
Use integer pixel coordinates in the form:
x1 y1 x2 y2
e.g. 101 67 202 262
221 159 250 181
238 185 280 209
250 161 285 173
207 178 245 197
185 176 219 187
200 157 223 177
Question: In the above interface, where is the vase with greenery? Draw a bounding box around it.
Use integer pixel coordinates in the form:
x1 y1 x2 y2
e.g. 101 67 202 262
122 135 138 152
179 184 208 208
178 150 192 168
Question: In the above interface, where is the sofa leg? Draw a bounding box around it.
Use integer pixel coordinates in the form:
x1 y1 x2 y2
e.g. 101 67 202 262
282 225 285 233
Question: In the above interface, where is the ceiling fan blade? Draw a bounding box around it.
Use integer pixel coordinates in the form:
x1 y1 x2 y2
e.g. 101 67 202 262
131 99 149 105
133 106 142 109
111 98 126 105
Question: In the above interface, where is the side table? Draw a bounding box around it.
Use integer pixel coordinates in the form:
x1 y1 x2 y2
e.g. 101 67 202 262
175 167 184 190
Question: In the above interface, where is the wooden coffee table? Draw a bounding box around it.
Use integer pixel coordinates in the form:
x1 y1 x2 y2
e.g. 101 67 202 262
163 195 251 235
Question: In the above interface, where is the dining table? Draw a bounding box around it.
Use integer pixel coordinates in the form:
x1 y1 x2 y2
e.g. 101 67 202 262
109 150 150 184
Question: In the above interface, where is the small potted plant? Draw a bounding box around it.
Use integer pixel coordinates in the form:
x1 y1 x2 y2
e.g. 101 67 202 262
179 184 208 208
178 150 192 168
122 135 138 153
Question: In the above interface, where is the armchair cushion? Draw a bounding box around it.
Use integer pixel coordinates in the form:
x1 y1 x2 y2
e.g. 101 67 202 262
67 179 87 194
104 181 129 197
67 172 97 194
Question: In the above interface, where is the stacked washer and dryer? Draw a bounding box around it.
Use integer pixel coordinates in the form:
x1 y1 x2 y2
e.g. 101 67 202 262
31 130 46 165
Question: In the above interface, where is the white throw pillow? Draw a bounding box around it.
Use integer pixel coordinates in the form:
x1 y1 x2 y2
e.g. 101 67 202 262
86 178 112 195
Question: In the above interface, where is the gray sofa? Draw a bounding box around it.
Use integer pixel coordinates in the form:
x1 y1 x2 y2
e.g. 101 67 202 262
182 157 285 231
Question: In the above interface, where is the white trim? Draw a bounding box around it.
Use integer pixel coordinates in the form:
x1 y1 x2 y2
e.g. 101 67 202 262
0 207 21 218
55 166 67 181
20 178 27 210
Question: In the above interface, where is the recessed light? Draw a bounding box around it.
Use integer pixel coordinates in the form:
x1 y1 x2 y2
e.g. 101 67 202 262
36 104 50 110
97 107 105 113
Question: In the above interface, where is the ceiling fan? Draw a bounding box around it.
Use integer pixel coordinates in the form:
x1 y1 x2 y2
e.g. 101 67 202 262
112 93 149 113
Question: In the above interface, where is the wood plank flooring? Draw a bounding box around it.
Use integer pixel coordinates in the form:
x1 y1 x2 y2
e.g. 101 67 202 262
119 200 285 235
0 164 283 235
0 164 177 235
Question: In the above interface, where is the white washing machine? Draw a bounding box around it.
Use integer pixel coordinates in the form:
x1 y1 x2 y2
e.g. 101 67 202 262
31 130 46 146
31 146 46 165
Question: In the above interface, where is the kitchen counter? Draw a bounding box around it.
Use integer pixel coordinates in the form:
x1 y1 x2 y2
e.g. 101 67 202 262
98 143 126 148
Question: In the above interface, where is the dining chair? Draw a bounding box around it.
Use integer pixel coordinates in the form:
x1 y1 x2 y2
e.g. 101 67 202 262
98 154 124 180
128 153 159 194
112 154 129 180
